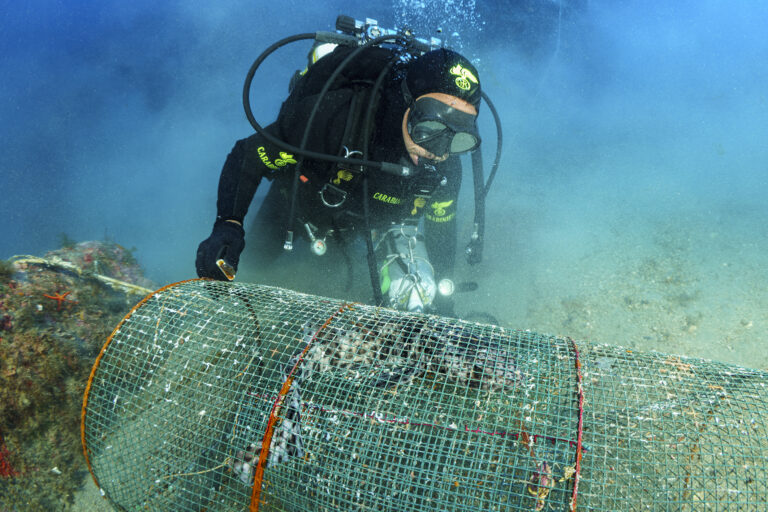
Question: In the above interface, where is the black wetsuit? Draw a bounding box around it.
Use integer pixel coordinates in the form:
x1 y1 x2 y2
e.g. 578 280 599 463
214 46 462 280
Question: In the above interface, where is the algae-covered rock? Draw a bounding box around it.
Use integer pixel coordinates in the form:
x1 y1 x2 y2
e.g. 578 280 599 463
0 241 155 510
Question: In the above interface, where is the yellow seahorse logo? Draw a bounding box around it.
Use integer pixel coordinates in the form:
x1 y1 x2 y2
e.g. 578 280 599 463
430 200 454 217
274 152 297 167
449 64 479 92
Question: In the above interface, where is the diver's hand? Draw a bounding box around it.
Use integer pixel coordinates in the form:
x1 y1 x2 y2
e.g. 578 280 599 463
196 219 245 280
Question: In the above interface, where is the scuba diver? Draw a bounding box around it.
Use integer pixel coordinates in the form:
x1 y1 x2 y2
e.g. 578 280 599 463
196 16 500 316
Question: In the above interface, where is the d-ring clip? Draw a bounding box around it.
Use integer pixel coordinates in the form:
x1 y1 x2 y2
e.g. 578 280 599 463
319 183 347 208
343 146 363 159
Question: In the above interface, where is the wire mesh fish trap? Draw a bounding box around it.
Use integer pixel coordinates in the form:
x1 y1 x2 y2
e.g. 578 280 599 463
81 280 768 511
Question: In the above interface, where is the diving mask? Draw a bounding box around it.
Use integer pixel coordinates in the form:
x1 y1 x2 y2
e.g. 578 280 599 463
407 95 480 157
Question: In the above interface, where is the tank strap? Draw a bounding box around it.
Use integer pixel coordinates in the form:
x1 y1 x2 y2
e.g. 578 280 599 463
314 83 376 210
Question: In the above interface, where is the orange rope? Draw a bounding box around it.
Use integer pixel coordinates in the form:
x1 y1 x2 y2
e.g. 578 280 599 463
250 302 357 511
80 278 204 494
568 338 585 512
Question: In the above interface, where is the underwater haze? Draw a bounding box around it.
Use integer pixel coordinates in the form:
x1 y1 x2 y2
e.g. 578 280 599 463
2 0 768 509
2 0 767 363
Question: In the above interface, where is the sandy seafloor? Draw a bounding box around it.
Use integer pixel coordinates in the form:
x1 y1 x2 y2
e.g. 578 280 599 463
70 170 768 511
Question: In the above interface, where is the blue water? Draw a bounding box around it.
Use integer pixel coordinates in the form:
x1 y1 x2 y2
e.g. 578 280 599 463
2 2 767 509
1 0 767 367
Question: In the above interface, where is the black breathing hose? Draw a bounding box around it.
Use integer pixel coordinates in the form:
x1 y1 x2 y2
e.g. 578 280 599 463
361 61 397 307
465 91 503 264
480 91 503 199
467 148 486 265
242 32 412 178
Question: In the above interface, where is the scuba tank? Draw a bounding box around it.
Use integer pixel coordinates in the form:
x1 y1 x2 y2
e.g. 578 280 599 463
377 223 437 313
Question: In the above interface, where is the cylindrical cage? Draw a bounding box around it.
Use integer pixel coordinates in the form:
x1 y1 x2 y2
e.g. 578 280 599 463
82 280 768 511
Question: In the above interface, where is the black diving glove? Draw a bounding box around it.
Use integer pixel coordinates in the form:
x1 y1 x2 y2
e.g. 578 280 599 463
195 219 245 280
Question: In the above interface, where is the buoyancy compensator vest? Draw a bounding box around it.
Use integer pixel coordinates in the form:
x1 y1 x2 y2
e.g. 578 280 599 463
241 15 504 305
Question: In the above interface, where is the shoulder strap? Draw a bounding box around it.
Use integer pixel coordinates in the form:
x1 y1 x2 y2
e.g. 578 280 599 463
313 84 377 209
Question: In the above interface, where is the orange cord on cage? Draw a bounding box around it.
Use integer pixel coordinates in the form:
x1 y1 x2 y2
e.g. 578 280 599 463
250 302 357 512
80 278 201 495
569 338 585 512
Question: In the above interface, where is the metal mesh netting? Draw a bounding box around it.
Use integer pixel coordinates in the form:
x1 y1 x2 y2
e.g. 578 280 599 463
81 279 768 511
